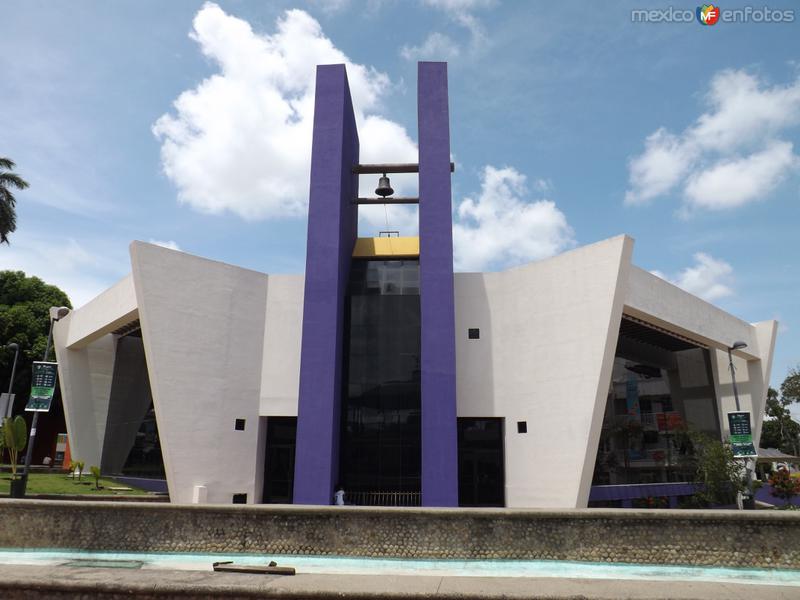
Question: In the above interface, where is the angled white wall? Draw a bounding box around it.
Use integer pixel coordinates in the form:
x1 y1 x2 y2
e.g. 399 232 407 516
259 275 304 417
53 275 141 469
131 242 269 504
52 325 116 469
455 235 634 508
64 275 138 349
625 267 761 359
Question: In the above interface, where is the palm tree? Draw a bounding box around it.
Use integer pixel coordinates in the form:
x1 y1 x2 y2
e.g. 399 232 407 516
0 158 29 244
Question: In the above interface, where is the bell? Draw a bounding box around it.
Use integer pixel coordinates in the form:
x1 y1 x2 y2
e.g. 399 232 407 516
375 174 394 198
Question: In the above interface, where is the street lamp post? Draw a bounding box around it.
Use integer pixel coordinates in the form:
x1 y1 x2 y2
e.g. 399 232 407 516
4 343 20 419
727 340 752 509
727 341 748 412
20 307 70 494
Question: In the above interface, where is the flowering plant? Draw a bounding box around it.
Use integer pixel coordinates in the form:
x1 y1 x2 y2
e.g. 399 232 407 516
768 467 800 506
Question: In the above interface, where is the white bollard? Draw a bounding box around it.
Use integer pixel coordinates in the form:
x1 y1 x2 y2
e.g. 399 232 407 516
192 485 208 504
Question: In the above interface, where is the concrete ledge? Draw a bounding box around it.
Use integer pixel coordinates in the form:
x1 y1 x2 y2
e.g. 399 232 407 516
0 565 796 600
0 494 169 502
0 501 799 568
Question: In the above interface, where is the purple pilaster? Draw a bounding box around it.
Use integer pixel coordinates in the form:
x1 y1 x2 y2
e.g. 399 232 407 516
418 62 459 507
293 64 359 505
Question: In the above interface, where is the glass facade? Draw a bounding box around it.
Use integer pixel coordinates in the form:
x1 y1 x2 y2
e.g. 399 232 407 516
339 260 421 500
592 320 721 486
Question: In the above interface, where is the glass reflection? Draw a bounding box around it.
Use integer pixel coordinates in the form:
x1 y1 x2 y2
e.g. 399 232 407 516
592 337 720 486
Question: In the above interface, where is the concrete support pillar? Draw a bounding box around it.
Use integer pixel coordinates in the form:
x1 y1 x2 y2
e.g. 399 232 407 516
418 62 459 507
293 65 360 505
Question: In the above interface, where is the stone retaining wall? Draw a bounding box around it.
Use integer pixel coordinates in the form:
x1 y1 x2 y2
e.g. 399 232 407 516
0 500 798 569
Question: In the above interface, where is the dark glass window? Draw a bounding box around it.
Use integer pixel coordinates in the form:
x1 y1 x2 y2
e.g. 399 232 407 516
235 419 246 431
517 421 527 434
458 418 505 507
468 328 480 340
121 402 166 479
340 260 421 501
262 417 297 503
104 335 165 480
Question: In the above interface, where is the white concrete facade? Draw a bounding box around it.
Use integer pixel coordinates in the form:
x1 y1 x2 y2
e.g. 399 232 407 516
53 237 777 508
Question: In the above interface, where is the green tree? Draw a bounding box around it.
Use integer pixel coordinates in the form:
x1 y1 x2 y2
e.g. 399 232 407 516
781 367 800 405
681 429 746 507
760 371 800 456
0 158 29 244
0 271 71 409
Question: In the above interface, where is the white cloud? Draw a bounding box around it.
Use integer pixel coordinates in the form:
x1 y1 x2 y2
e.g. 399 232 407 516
402 0 491 61
625 129 695 205
451 12 487 48
453 165 574 271
683 141 797 211
421 0 494 10
154 4 418 222
626 70 800 210
0 232 128 309
306 0 350 14
148 239 182 251
692 70 800 152
401 32 460 61
651 252 734 302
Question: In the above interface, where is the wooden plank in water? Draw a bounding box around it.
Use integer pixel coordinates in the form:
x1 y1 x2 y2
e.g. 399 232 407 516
212 563 295 575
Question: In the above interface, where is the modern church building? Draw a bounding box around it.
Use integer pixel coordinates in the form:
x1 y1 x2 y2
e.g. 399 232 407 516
53 63 777 508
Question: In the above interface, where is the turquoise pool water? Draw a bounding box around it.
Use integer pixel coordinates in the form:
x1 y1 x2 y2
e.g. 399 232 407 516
0 549 798 586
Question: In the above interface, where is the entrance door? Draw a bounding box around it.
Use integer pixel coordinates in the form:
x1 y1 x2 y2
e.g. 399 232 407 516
262 417 297 504
458 418 505 507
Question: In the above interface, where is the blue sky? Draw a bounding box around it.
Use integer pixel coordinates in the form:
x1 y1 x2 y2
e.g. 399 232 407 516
1 1 798 390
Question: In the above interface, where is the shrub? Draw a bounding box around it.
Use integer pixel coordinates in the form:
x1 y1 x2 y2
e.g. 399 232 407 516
686 431 744 506
89 466 101 490
2 416 27 479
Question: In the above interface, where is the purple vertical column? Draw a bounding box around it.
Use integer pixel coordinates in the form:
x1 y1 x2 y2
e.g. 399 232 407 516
293 64 359 505
418 62 458 507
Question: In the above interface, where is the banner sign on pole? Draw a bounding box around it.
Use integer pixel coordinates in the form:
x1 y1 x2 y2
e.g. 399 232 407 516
727 411 758 458
25 361 58 412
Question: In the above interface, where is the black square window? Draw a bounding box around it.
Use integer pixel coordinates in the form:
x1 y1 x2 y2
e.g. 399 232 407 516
235 418 246 431
468 328 480 340
517 421 527 434
232 493 247 504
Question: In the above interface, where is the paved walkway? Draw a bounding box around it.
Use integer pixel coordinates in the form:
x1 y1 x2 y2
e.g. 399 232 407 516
0 564 795 599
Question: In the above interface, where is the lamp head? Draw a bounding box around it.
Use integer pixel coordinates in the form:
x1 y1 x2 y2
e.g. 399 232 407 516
50 306 70 320
6 343 19 352
730 341 748 351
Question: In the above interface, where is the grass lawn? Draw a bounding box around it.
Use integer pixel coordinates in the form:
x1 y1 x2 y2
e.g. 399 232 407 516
0 472 148 496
